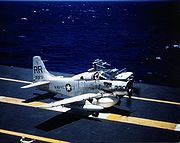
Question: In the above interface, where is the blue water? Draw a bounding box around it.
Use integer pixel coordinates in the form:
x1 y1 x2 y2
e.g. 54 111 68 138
0 1 180 86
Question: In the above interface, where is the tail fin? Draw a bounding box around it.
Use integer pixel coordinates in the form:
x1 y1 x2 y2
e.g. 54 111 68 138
33 56 52 82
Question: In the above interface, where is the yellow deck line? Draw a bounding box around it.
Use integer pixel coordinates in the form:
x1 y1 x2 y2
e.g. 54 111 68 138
0 128 69 143
0 77 32 84
106 114 177 131
0 96 179 132
124 95 180 106
0 96 45 107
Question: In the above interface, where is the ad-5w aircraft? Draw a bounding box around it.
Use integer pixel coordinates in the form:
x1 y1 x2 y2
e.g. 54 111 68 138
21 56 134 117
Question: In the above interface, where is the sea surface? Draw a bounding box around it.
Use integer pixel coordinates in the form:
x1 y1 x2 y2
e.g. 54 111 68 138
0 1 180 86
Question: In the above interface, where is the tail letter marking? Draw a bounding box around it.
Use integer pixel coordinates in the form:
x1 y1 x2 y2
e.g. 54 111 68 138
34 66 43 73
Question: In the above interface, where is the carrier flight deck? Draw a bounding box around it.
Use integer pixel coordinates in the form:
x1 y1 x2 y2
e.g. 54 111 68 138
0 65 180 142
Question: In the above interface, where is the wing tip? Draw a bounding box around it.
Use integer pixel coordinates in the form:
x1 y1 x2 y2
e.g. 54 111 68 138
20 85 28 89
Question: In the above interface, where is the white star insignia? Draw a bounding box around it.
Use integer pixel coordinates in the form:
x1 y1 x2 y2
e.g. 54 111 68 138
65 84 72 92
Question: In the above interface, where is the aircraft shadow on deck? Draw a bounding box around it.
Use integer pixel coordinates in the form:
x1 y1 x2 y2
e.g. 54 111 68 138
35 111 101 131
101 106 131 116
35 103 131 132
36 106 130 131
22 93 61 103
19 92 131 131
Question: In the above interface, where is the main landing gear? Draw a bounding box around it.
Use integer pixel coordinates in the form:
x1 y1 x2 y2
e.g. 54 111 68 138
92 111 99 117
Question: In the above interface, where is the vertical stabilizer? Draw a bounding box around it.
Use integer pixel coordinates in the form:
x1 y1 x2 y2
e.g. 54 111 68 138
33 56 52 82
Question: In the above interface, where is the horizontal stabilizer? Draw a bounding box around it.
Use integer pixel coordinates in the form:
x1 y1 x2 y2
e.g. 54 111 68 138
41 93 102 108
21 81 50 89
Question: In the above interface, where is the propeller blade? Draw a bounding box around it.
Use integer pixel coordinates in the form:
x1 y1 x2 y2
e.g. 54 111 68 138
132 87 140 96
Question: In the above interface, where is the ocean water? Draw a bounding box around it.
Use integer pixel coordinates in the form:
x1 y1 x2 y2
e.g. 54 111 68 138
0 1 180 86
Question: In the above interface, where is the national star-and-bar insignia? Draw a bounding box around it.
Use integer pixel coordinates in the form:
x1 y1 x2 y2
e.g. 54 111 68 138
65 84 72 92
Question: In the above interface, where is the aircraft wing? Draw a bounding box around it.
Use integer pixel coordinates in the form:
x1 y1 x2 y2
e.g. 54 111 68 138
41 93 102 108
21 81 50 89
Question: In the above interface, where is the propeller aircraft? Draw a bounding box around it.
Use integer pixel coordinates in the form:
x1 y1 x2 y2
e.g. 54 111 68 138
21 56 134 117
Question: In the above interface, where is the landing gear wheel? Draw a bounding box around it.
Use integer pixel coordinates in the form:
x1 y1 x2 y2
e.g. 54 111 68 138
92 111 99 117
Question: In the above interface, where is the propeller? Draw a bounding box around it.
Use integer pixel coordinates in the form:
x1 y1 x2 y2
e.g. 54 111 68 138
125 85 141 111
124 83 140 110
126 81 141 97
132 86 140 96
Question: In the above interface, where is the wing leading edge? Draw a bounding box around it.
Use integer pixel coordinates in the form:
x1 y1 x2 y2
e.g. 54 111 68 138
41 93 102 108
21 81 50 89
